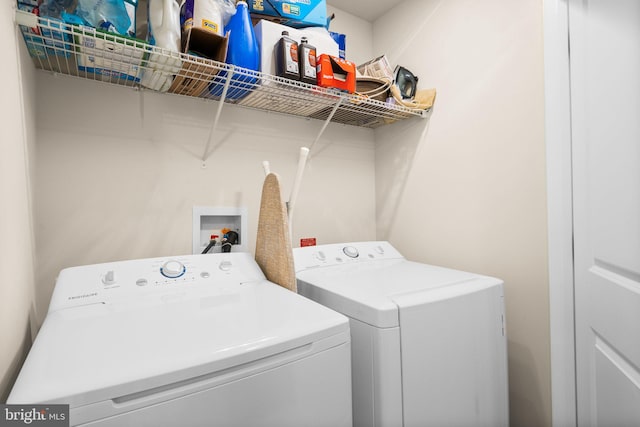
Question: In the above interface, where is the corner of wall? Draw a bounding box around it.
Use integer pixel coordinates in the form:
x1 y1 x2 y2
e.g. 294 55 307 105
371 1 551 426
326 5 373 65
0 2 38 401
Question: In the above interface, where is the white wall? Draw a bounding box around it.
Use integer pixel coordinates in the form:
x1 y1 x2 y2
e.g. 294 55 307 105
374 1 550 426
0 5 37 401
33 73 377 324
326 5 373 65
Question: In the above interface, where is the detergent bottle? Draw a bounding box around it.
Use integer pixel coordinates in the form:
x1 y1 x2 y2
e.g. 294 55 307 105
148 0 181 52
142 0 182 92
210 0 259 99
225 0 259 71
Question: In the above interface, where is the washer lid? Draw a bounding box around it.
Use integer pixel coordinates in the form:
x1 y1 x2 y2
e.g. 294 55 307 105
296 258 503 328
9 271 348 407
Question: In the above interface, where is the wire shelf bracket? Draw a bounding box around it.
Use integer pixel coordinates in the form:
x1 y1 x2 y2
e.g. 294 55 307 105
308 98 342 156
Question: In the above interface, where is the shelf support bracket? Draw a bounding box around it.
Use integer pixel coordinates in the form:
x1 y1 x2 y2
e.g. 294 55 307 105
201 66 235 166
308 98 341 156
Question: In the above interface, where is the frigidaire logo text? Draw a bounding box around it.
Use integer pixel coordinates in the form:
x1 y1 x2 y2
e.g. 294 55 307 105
3 407 66 424
68 292 97 300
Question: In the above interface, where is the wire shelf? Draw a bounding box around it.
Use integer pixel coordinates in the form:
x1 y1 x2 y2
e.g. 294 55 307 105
16 11 427 129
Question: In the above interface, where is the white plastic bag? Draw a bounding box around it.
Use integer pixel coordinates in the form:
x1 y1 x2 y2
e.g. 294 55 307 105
181 0 235 35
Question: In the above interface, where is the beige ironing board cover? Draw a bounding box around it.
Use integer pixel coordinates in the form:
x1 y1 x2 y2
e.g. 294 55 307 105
255 173 297 292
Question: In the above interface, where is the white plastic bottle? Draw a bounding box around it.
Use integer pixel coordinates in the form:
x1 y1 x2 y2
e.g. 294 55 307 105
148 0 181 52
143 0 182 92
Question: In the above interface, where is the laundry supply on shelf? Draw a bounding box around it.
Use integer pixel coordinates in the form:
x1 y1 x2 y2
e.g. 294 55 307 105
316 54 355 93
329 31 346 59
298 36 316 85
275 30 299 80
209 0 259 100
181 0 235 35
39 0 138 36
148 0 180 51
142 0 182 92
245 0 327 28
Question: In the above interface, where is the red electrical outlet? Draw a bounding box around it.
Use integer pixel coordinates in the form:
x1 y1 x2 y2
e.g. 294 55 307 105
300 238 316 247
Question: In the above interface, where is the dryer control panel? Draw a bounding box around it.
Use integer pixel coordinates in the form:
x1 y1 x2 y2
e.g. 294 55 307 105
48 253 266 313
293 241 404 272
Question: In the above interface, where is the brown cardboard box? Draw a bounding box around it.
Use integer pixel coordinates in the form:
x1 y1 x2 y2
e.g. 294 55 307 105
169 28 229 97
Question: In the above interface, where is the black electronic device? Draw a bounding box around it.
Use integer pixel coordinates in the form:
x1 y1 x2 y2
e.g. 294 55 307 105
394 66 418 99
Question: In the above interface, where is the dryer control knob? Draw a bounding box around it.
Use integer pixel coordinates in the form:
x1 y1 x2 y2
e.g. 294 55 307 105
102 270 116 285
219 261 233 271
315 251 327 261
161 260 186 278
343 246 359 258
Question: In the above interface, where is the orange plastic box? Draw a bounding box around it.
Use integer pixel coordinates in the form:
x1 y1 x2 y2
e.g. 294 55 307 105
316 54 356 93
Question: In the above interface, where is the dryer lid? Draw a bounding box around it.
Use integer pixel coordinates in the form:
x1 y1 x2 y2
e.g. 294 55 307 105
9 255 348 408
296 257 503 328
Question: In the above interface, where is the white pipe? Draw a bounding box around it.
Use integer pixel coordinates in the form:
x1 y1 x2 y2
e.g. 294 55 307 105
262 160 271 176
287 147 310 241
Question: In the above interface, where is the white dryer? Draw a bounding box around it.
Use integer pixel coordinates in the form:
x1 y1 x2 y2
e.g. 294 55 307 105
294 241 509 427
9 253 352 427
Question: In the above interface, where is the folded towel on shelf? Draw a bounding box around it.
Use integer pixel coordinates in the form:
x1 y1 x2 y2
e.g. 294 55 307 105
390 84 437 110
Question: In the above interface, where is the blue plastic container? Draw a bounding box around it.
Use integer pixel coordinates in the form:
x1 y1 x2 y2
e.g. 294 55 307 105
210 0 259 100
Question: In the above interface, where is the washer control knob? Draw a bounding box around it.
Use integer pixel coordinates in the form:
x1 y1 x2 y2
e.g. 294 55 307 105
161 260 186 278
219 261 233 271
374 245 385 255
315 251 326 261
103 270 116 285
343 246 359 258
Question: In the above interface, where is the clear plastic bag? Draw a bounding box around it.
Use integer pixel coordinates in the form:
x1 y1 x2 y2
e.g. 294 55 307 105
39 0 135 36
39 0 75 19
75 0 132 35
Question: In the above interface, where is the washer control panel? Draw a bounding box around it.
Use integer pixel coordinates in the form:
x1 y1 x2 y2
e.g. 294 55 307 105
342 246 359 258
49 253 266 312
293 241 404 271
160 260 186 278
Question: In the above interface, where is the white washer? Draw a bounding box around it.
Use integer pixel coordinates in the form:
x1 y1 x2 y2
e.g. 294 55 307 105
294 241 509 427
9 253 352 427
